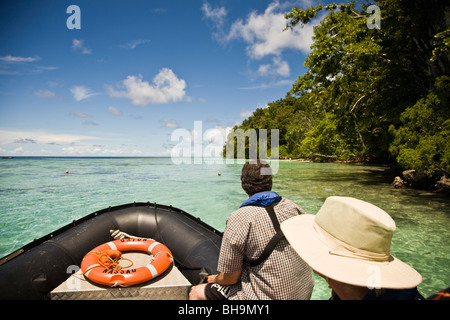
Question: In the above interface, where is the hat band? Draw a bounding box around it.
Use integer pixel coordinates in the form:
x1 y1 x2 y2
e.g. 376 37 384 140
312 221 390 263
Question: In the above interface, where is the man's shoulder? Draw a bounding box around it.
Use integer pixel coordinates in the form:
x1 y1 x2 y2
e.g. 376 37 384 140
227 198 307 222
280 198 304 211
277 198 307 214
278 197 296 207
229 204 264 220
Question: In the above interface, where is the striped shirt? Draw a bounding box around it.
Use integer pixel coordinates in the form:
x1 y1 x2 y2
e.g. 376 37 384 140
217 198 314 300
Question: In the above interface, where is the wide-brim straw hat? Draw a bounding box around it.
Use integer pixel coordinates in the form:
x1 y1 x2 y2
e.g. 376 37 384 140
281 196 422 289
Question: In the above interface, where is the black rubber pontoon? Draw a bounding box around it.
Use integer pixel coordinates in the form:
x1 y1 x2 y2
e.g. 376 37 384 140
0 202 222 299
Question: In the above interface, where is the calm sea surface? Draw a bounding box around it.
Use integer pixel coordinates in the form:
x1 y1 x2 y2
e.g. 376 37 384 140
0 157 448 299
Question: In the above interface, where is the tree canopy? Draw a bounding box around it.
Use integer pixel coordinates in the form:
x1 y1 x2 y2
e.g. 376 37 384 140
224 0 449 180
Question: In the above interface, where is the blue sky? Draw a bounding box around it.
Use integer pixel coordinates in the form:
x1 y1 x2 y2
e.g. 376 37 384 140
0 0 324 157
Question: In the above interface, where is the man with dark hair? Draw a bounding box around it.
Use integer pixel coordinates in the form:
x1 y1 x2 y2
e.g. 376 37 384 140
189 160 314 300
240 159 273 195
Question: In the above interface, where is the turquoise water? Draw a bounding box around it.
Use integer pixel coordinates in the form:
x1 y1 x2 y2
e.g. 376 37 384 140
0 157 448 299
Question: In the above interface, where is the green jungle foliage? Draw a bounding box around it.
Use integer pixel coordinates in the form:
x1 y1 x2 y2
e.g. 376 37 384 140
224 0 449 178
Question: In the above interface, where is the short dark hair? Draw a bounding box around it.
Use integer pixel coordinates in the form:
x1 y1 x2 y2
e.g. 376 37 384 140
241 160 272 196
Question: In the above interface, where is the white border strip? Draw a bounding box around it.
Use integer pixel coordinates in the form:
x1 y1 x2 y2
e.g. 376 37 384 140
145 264 158 278
148 242 159 254
106 241 117 250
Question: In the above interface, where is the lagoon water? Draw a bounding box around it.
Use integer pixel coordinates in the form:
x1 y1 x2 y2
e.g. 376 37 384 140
0 157 448 299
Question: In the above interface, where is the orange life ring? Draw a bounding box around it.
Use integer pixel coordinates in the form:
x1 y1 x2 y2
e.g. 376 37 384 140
80 238 173 287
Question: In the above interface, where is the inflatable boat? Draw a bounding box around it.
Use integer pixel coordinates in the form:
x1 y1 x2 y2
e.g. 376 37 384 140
0 202 223 299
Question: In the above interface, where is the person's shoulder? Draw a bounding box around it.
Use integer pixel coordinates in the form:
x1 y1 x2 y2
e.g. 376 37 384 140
229 205 264 220
225 206 262 233
227 206 258 223
278 198 308 215
279 198 296 206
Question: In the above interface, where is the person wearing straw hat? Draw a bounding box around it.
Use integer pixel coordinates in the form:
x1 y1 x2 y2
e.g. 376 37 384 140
281 196 423 300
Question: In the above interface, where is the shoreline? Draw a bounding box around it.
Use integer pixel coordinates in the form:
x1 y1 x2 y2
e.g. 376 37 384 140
279 157 449 193
3 156 448 193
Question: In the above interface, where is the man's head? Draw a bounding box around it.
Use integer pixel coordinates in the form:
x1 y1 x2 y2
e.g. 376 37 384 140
241 160 272 196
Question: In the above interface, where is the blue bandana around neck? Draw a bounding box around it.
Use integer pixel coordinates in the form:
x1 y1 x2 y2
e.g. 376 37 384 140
240 191 282 208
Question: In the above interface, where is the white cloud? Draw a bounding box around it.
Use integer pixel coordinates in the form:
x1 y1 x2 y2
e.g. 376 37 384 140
201 2 231 42
0 129 143 156
120 39 150 49
72 39 92 54
201 2 227 24
160 119 179 129
258 64 271 75
239 79 293 90
70 85 98 101
202 1 317 82
239 104 269 118
14 138 37 144
34 66 59 72
70 112 100 126
0 55 57 75
131 149 143 155
130 114 143 120
82 120 99 126
11 146 23 154
0 129 98 146
225 1 315 59
61 145 115 156
33 89 56 98
0 55 40 63
70 112 92 119
108 68 187 106
48 81 59 88
258 56 290 77
59 144 150 157
239 110 254 118
108 106 122 116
